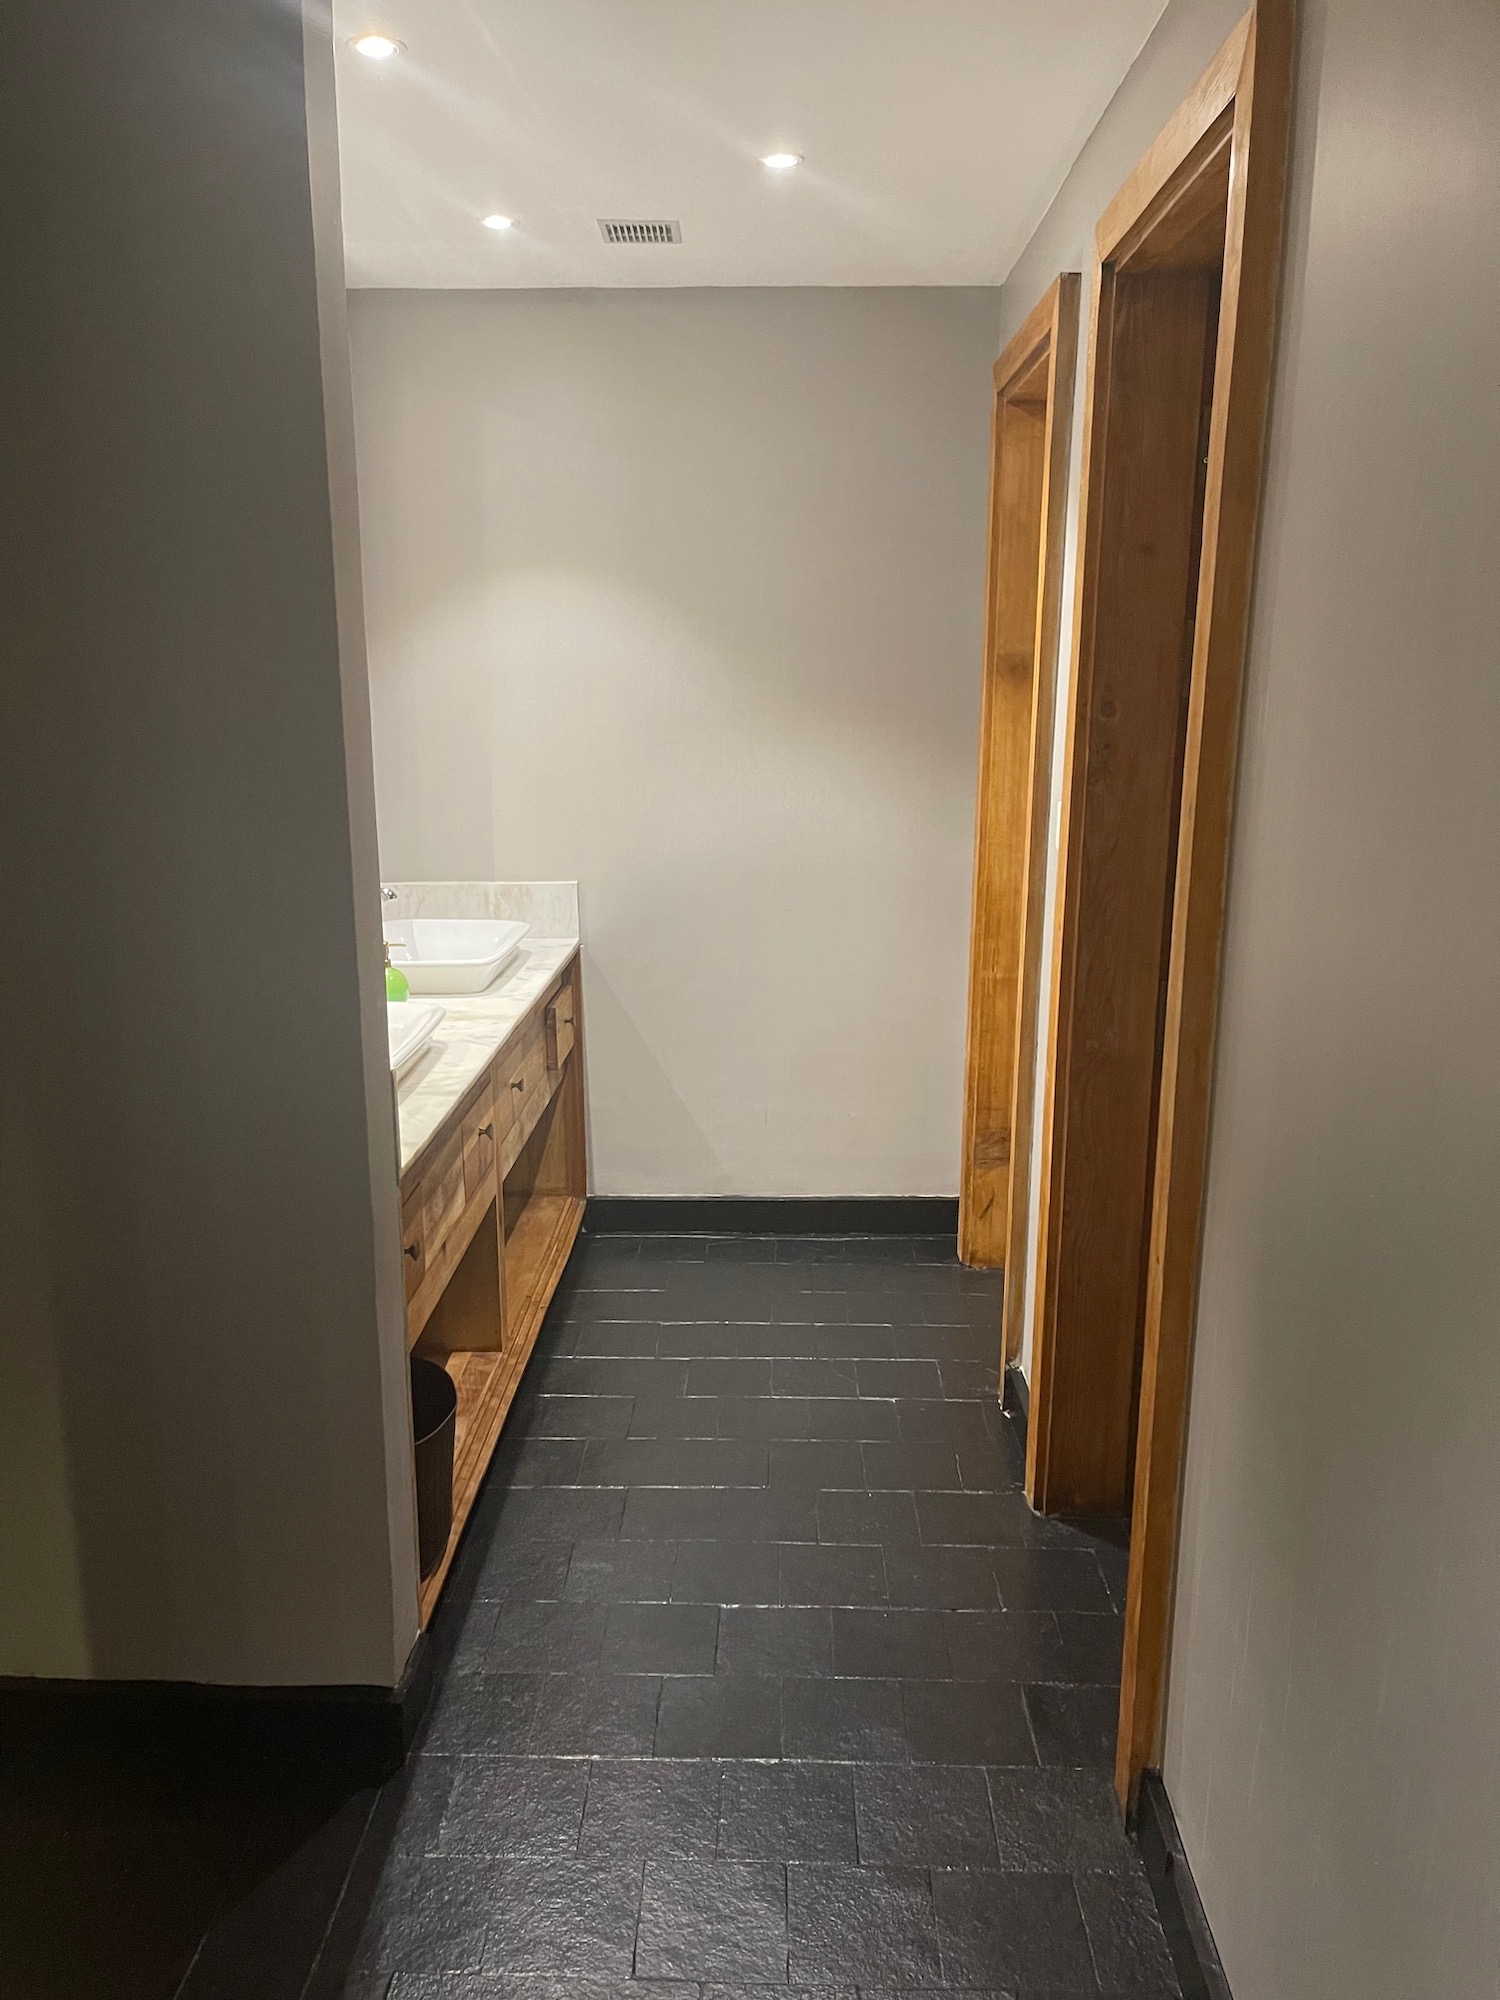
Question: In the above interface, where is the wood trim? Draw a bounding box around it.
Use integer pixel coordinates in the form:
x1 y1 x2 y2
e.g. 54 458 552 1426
959 272 1080 1331
1117 0 1295 1807
1012 0 1292 1810
1001 279 1079 1363
1095 15 1249 261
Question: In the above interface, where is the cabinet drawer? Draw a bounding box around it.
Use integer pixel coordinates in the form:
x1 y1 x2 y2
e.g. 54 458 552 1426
462 1085 498 1201
421 1126 466 1266
497 1020 548 1141
545 983 577 1071
400 1186 425 1299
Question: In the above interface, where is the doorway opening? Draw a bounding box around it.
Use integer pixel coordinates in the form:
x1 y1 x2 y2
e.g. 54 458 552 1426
960 273 1080 1384
1021 2 1293 1806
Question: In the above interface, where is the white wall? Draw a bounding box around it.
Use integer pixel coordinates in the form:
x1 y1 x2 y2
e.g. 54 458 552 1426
350 287 997 1197
0 0 418 1685
1001 0 1500 1993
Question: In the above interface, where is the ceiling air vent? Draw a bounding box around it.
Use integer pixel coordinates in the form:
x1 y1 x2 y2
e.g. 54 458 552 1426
598 218 682 246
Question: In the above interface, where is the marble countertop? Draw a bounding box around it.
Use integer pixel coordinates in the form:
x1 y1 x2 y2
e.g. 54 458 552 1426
394 938 579 1174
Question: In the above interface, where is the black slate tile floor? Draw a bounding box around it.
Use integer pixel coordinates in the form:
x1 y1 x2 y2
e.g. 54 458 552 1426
339 1233 1179 2000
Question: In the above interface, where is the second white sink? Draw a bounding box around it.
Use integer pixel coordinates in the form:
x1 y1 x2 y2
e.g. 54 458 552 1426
384 918 529 994
387 1000 445 1075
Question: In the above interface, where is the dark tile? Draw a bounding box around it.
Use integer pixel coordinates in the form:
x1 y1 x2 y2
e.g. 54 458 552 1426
635 1859 788 1983
769 1441 866 1490
1076 1867 1181 1993
884 1546 999 1611
387 1752 460 1861
357 1854 497 1976
932 1868 1094 1989
813 1324 900 1358
1023 1683 1119 1769
832 1608 951 1679
445 1599 501 1673
601 1603 719 1675
655 1676 782 1759
781 1544 887 1607
773 1359 857 1398
540 1356 687 1400
862 1441 962 1491
473 1537 572 1607
686 1358 773 1396
786 1864 941 1987
943 1611 1064 1682
900 1403 996 1450
992 1547 1115 1615
491 1438 587 1487
718 1488 819 1543
581 1439 769 1489
483 1856 642 1980
424 1672 541 1755
782 1678 907 1763
902 1680 1036 1767
798 1398 902 1442
717 1762 858 1862
1094 1540 1131 1614
437 1758 589 1857
855 1359 945 1399
716 1394 815 1440
917 1491 1042 1548
938 1358 1002 1400
985 1768 1135 1872
564 1540 677 1604
487 1603 608 1673
716 1606 833 1677
621 1488 723 1541
854 1765 999 1868
525 1395 635 1439
630 1394 719 1439
528 1674 662 1756
956 1433 1024 1491
817 1490 920 1546
1053 1613 1125 1684
487 1489 625 1546
570 1320 660 1357
702 1235 779 1262
672 1541 781 1606
577 1758 719 1859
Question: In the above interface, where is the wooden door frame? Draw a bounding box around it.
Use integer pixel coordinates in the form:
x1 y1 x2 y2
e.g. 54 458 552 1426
959 274 1079 1382
1018 3 1293 1807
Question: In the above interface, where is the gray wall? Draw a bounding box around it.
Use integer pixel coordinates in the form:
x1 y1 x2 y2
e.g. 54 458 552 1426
350 287 997 1197
1001 0 1500 1992
0 1 418 1684
1165 1 1500 1993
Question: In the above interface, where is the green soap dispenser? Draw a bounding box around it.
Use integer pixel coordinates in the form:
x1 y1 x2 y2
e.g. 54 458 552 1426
384 940 410 1003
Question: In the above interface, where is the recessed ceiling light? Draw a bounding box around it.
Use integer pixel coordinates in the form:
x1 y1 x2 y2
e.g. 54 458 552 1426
761 152 802 172
481 214 514 232
351 32 402 59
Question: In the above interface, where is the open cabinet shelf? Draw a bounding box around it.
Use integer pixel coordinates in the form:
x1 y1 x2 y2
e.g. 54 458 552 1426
406 958 586 1626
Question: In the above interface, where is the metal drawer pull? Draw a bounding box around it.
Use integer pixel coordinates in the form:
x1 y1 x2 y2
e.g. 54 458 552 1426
404 1241 421 1260
478 1122 494 1139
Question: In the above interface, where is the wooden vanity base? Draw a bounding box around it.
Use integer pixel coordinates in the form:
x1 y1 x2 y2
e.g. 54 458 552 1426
398 955 586 1624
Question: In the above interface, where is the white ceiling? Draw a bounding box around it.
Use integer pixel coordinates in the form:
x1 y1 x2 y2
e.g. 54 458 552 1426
333 0 1166 290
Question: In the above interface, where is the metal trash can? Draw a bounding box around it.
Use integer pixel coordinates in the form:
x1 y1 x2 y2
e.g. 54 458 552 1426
410 1355 457 1579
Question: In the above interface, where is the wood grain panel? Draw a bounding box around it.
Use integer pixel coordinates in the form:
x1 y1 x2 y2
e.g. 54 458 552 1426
960 274 1080 1316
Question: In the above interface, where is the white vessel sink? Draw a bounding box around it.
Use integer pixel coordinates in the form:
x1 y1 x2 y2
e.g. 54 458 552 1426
383 918 529 995
387 999 445 1075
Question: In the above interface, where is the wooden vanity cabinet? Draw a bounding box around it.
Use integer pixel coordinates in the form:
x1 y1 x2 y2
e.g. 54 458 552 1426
398 956 586 1621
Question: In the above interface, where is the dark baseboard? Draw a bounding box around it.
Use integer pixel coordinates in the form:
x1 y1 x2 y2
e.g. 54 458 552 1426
0 1633 432 1786
584 1195 960 1237
1136 1769 1233 2000
1002 1361 1030 1451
